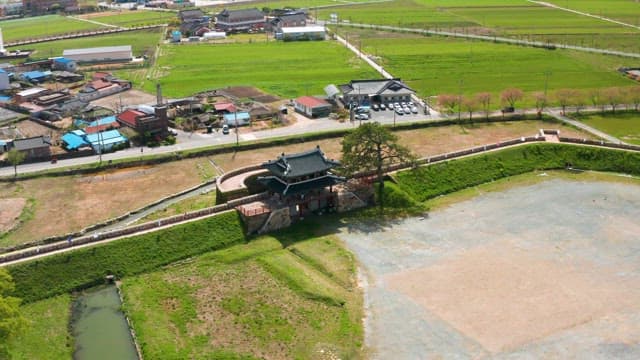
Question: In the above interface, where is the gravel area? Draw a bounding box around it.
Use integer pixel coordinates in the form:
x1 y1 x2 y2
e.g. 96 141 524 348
338 179 640 359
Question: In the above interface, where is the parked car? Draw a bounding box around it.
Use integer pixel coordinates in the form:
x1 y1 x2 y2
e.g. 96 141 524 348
395 107 404 115
379 103 386 110
372 104 379 111
408 101 415 107
400 102 407 108
222 124 230 134
356 113 369 120
393 102 400 108
388 103 395 110
410 106 418 114
402 106 411 114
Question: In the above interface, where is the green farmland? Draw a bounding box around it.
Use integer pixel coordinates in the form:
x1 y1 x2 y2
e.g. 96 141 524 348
88 10 177 27
9 29 163 60
320 0 640 51
347 30 634 103
545 0 640 25
573 112 640 145
1 15 105 42
145 40 379 98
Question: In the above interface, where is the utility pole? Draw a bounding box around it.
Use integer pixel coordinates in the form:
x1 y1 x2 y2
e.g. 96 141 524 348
234 111 239 147
458 79 463 121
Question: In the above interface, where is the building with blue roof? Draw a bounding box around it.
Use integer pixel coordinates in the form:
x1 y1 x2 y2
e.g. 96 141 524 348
61 130 90 151
86 130 129 153
223 112 251 126
88 115 117 127
52 57 77 72
62 129 128 152
20 70 51 83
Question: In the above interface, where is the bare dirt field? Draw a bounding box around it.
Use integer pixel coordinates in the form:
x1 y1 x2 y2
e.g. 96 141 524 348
0 158 218 248
338 179 640 359
91 89 157 111
0 198 26 234
211 120 590 171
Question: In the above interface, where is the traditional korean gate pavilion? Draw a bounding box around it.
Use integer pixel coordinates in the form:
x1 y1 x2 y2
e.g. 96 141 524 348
258 146 345 217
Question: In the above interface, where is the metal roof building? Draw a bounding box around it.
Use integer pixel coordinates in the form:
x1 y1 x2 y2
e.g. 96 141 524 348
63 45 133 63
277 26 325 41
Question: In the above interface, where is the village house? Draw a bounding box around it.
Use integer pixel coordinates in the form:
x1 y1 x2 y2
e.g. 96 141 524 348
117 106 169 138
268 11 307 31
11 135 51 161
294 96 332 118
215 8 265 32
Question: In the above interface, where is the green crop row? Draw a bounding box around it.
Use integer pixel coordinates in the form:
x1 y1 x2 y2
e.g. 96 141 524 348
8 211 246 303
393 143 640 202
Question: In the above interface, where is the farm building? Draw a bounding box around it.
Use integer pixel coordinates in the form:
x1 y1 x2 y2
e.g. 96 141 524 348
339 78 415 106
0 68 9 90
52 57 77 72
63 46 133 63
11 135 51 161
215 8 265 32
203 31 226 40
294 96 331 118
33 91 71 106
214 102 236 113
223 112 250 126
276 26 325 41
61 130 91 150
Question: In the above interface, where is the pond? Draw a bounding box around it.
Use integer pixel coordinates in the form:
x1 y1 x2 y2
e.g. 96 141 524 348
71 285 138 360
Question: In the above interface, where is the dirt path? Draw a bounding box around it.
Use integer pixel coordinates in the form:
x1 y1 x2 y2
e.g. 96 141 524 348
338 180 640 358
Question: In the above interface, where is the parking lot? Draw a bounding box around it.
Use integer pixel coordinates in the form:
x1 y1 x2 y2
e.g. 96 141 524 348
352 101 434 124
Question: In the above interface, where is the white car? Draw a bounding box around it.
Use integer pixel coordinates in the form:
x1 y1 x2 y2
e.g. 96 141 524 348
393 102 400 108
395 107 404 115
408 101 415 107
410 106 418 114
403 106 411 114
356 113 369 120
379 103 386 110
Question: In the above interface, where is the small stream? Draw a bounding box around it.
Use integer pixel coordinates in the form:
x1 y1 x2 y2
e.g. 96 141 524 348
71 285 139 360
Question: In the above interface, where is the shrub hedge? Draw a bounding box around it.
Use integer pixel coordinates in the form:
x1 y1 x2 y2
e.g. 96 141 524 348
9 211 246 303
394 143 640 202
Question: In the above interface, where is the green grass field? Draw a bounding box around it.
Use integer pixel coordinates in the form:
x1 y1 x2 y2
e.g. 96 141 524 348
9 29 163 59
1 15 106 42
89 10 177 27
145 40 379 98
7 295 73 360
121 231 362 359
343 30 634 103
573 111 640 145
545 0 640 25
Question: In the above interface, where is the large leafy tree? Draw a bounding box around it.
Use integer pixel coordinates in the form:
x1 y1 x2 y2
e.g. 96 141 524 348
341 122 414 209
0 268 24 357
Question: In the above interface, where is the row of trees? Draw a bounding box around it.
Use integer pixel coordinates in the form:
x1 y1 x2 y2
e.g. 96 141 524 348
437 86 640 119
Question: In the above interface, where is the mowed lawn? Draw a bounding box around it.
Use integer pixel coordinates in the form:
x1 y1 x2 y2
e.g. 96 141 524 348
1 15 105 42
88 10 177 27
573 112 640 145
146 40 379 98
9 29 163 59
353 32 634 100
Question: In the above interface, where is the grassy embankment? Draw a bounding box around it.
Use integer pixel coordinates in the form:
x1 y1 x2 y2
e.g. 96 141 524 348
334 29 635 108
1 15 105 42
122 226 362 359
144 40 379 98
389 143 640 206
572 111 640 145
8 210 246 303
